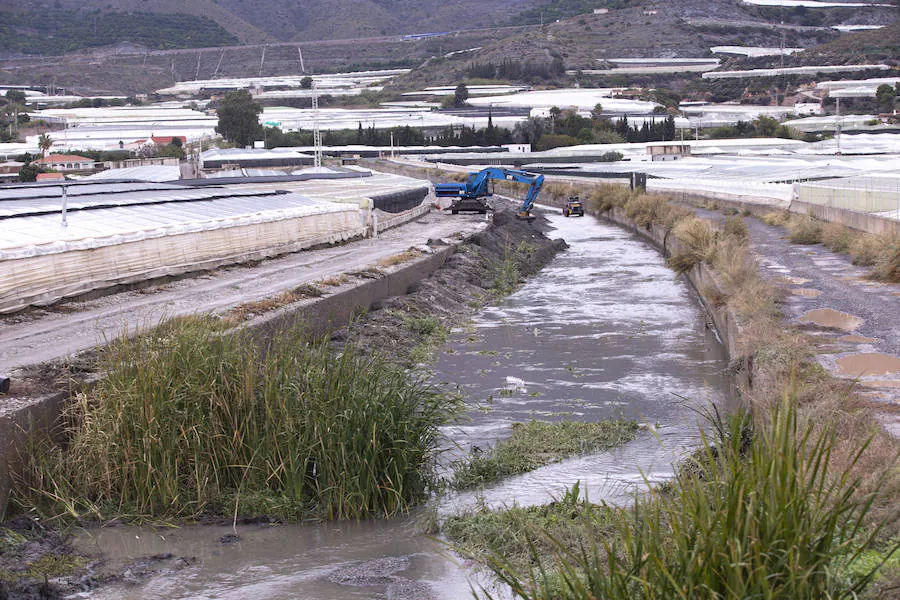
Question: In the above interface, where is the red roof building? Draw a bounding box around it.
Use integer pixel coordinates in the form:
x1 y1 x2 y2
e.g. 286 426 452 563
33 154 95 172
150 136 187 145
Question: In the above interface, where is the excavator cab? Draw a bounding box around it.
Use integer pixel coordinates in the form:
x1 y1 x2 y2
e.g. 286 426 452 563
435 167 544 221
563 196 584 217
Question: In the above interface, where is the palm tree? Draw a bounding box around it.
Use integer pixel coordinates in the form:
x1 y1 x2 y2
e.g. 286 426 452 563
38 133 52 158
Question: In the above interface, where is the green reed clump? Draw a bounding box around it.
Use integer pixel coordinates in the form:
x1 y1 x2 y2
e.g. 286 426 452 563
452 420 638 489
484 396 896 600
18 320 453 522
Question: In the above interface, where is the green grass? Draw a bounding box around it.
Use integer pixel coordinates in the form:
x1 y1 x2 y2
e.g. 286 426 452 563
491 242 524 297
480 396 897 600
452 419 638 489
443 482 617 577
16 319 457 522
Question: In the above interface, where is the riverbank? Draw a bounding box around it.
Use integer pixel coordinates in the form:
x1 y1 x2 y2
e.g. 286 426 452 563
0 204 566 598
64 203 734 600
435 179 899 599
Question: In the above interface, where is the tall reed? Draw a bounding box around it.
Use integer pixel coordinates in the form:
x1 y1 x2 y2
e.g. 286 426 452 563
18 320 453 522
484 396 896 600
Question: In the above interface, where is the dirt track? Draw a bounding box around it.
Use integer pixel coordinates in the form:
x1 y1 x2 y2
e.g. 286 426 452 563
0 211 486 379
697 207 900 434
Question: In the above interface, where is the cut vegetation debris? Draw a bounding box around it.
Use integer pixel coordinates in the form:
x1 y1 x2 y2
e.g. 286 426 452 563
223 283 325 323
451 420 638 490
442 481 616 576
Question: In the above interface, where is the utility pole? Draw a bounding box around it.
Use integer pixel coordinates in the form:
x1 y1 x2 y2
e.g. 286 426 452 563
312 81 322 168
835 96 842 155
61 184 68 228
259 44 267 77
298 48 305 73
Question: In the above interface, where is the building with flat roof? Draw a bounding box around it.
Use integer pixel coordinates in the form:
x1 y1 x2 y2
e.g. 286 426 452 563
33 154 94 172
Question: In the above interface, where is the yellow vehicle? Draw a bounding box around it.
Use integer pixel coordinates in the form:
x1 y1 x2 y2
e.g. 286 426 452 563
563 196 584 217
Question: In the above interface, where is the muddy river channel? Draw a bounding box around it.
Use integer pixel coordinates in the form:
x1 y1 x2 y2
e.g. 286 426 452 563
74 213 733 600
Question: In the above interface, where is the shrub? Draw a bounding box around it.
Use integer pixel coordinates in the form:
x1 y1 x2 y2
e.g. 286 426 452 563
789 215 823 245
872 245 900 283
668 217 717 274
624 194 665 229
723 215 748 243
762 211 791 227
484 397 895 600
850 233 895 267
821 222 858 253
585 185 631 213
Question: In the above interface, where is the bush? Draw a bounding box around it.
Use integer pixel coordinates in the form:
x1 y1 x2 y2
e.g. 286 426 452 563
723 215 748 243
585 185 631 213
789 215 823 245
850 233 895 267
625 194 665 229
669 217 717 274
761 211 791 227
821 222 858 253
872 245 900 283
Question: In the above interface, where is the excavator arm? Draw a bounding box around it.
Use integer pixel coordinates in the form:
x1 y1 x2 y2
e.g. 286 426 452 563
435 167 544 220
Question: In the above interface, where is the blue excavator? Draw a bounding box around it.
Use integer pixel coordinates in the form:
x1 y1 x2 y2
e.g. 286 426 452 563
434 167 544 220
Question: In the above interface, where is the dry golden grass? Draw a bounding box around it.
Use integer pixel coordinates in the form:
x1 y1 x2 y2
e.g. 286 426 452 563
872 245 900 283
377 248 423 268
318 274 350 287
820 221 859 253
788 215 823 245
668 217 717 274
761 210 791 227
585 184 632 213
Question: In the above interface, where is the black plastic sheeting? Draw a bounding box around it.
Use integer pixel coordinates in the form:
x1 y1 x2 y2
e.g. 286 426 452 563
371 186 429 214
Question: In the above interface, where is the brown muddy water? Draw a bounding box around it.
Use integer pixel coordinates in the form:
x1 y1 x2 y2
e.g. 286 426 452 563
73 213 733 600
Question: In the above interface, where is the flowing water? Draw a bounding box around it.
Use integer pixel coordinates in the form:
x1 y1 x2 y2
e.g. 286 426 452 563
73 213 732 600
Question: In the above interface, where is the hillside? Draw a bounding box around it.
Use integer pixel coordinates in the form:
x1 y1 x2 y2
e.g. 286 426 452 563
4 0 894 53
791 20 900 66
389 0 853 91
0 0 896 92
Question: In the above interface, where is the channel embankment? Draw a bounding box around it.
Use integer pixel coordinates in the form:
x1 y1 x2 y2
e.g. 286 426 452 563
0 202 564 518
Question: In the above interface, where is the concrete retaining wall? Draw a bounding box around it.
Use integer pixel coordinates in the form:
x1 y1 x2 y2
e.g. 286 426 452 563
600 207 744 366
790 200 900 236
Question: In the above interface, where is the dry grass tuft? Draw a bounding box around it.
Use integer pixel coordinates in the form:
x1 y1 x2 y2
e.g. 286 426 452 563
722 215 748 243
319 274 350 287
761 210 791 227
820 222 859 253
625 194 666 228
668 217 717 274
872 244 900 283
585 184 632 213
377 248 422 268
788 215 823 245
